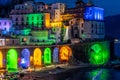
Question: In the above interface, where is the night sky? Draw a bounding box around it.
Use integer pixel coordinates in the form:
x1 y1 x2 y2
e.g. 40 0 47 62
0 0 120 16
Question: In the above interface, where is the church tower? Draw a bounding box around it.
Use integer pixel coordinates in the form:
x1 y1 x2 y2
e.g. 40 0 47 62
76 0 85 8
86 0 94 6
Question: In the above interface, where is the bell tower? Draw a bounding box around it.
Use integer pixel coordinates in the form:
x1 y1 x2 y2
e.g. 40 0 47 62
76 0 85 8
86 0 94 6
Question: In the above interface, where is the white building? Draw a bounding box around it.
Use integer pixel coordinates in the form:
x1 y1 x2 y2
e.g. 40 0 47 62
83 21 105 39
0 38 20 46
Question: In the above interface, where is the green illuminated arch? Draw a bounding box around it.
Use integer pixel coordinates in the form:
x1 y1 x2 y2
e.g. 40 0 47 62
88 43 109 65
7 49 18 72
44 48 51 65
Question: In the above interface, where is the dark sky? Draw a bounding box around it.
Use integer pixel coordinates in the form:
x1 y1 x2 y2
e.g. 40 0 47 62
0 0 120 16
35 0 120 16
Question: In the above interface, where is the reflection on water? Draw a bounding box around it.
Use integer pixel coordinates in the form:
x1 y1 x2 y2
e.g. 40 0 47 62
1 68 120 80
54 68 120 80
67 68 120 80
86 69 109 80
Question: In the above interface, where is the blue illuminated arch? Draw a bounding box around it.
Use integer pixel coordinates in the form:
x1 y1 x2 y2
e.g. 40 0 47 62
21 49 30 69
53 47 59 63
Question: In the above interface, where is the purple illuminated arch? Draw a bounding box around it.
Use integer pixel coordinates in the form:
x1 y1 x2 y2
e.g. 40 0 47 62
53 47 59 63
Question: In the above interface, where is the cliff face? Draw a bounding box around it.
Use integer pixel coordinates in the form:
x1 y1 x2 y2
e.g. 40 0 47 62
105 15 120 39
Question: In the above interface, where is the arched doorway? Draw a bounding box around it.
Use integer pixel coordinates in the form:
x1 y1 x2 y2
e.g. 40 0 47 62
7 49 18 72
53 47 59 63
88 43 109 65
60 46 72 63
44 48 51 65
0 51 3 68
33 48 42 67
20 49 30 69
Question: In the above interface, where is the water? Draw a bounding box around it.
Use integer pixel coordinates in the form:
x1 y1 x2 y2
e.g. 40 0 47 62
63 68 120 80
2 68 120 80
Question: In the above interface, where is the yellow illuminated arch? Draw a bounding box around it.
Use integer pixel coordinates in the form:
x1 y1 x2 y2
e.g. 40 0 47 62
60 46 72 62
0 51 3 68
33 48 42 67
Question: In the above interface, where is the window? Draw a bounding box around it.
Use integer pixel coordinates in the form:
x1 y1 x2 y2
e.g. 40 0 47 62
95 26 97 34
9 22 11 25
91 24 93 28
4 22 6 25
90 10 92 14
26 17 28 20
32 22 34 25
81 23 84 28
32 17 34 20
22 22 24 25
21 17 24 21
16 18 18 21
91 30 93 34
81 30 84 34
37 17 39 20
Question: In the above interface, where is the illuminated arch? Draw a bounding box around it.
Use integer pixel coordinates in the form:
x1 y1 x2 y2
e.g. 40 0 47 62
0 51 3 68
60 46 72 62
33 48 42 67
7 49 18 71
21 49 30 69
88 43 109 65
44 48 51 64
53 47 59 63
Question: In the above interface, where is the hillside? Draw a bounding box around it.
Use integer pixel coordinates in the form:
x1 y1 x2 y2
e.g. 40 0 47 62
105 15 120 39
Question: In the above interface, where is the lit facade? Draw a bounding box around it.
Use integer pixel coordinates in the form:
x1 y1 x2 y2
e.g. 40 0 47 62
0 38 20 46
84 7 104 21
0 0 109 71
84 21 105 39
0 18 13 34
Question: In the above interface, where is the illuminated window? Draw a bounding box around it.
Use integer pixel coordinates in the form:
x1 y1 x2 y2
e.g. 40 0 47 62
4 22 6 26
